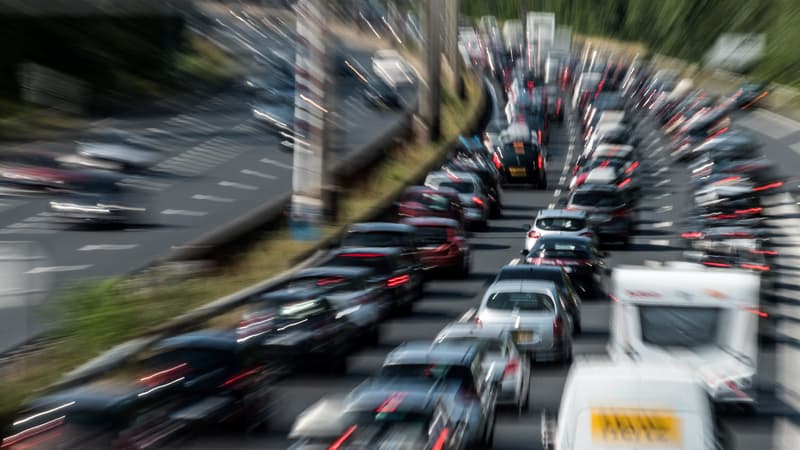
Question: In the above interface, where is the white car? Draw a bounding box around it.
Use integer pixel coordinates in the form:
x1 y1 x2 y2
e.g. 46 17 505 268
436 322 531 413
525 209 594 251
476 280 574 362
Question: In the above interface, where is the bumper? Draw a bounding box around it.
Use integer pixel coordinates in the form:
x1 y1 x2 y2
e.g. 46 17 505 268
522 337 570 362
502 170 543 185
498 378 521 404
420 253 463 270
463 207 487 223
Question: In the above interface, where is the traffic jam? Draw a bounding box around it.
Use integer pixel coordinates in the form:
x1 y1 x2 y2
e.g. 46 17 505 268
1 12 781 450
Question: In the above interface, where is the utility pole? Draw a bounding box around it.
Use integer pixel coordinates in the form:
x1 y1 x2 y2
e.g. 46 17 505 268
291 0 336 236
445 0 464 99
418 0 442 142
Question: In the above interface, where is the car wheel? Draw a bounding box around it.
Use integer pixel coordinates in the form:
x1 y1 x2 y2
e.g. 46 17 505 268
519 383 530 414
330 353 349 375
573 317 582 336
365 325 381 346
562 340 574 366
482 413 496 448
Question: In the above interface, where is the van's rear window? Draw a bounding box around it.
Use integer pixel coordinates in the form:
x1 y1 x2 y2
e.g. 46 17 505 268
639 306 720 348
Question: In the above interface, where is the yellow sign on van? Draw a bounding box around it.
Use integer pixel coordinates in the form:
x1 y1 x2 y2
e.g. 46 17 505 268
591 408 682 447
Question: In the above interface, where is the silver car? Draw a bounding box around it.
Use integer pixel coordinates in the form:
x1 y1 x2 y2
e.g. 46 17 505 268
476 280 574 363
525 209 595 251
425 170 490 230
435 322 531 413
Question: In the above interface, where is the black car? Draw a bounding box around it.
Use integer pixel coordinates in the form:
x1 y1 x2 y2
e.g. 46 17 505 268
362 74 401 109
493 137 547 188
494 264 583 333
48 170 145 227
687 129 760 162
2 376 186 449
522 236 608 300
340 222 420 259
320 247 425 313
239 290 361 373
566 185 636 245
730 82 769 109
672 108 731 161
142 330 278 432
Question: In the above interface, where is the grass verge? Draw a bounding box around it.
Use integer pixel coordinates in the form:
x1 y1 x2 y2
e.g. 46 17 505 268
0 72 483 422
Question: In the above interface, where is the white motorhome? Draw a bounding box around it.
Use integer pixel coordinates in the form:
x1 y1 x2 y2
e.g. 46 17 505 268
542 359 721 450
610 262 761 408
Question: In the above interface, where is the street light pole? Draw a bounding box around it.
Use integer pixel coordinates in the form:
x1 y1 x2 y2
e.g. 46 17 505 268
419 0 442 142
445 0 465 99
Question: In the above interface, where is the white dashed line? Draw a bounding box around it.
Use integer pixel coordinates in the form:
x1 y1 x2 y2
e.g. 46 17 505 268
648 239 671 247
260 158 293 169
241 169 277 179
219 181 258 190
654 193 672 200
651 221 673 228
654 167 668 176
558 176 566 185
192 194 235 203
553 189 562 197
654 179 671 188
547 203 555 209
655 205 673 213
79 244 139 251
161 209 209 217
26 265 93 274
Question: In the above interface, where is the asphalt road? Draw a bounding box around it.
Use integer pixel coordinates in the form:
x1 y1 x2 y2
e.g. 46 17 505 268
0 7 416 352
174 85 784 449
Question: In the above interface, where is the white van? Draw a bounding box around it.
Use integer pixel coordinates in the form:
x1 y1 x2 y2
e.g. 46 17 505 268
542 360 721 450
609 262 761 408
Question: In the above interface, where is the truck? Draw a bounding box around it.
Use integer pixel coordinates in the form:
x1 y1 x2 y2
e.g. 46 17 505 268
609 262 762 411
526 12 556 70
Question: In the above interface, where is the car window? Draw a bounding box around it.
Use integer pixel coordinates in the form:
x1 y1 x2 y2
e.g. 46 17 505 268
570 191 624 207
535 217 587 231
532 242 591 259
415 226 449 246
402 191 454 212
328 254 393 275
287 275 354 291
485 291 555 312
379 364 476 391
437 181 475 194
343 231 408 248
438 336 505 354
638 306 721 348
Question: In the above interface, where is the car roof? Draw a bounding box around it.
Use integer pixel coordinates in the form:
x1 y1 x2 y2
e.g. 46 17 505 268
436 322 509 340
345 387 438 415
330 247 403 257
400 217 460 228
573 183 620 194
498 264 565 277
403 185 460 196
257 286 330 302
486 279 558 295
384 341 481 366
426 170 479 183
291 266 375 279
347 222 415 234
534 235 593 246
536 208 587 219
155 329 238 352
593 144 634 157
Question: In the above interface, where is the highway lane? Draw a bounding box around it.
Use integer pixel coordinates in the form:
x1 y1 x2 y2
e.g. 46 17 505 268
177 95 778 448
0 7 416 351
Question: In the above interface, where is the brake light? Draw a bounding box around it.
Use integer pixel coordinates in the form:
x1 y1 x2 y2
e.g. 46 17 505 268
556 98 562 115
753 181 783 192
316 277 345 286
610 208 631 217
221 366 262 388
741 263 770 271
752 249 778 256
553 317 564 336
741 307 769 318
617 177 632 188
387 274 410 287
538 154 544 169
329 425 357 450
376 393 407 413
342 252 383 258
681 232 704 239
502 357 520 380
735 207 763 215
537 130 543 144
493 152 502 169
708 126 729 140
527 230 541 239
625 161 639 174
572 164 579 175
527 80 534 91
609 294 619 303
139 363 190 387
432 428 450 450
472 196 485 206
714 176 741 185
703 261 732 268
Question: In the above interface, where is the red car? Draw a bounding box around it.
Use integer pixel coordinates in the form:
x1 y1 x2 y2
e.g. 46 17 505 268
400 217 470 276
395 186 464 225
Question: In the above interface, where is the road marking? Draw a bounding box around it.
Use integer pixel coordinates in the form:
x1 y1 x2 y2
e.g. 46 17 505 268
26 265 92 274
654 179 671 188
652 221 673 228
652 145 664 154
654 193 672 199
656 205 673 213
558 176 566 185
219 181 258 190
547 203 555 209
553 189 562 197
644 260 662 268
654 167 668 176
648 239 671 247
241 169 277 179
161 209 209 217
79 244 139 251
192 194 235 203
0 229 57 235
260 158 293 169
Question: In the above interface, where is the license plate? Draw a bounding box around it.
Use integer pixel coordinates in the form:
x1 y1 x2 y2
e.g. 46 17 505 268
514 330 534 343
509 167 527 177
591 408 682 447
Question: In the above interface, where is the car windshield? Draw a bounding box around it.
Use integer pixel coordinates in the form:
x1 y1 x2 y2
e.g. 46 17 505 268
437 181 474 194
415 226 449 246
403 191 453 211
486 291 555 311
571 191 624 207
287 275 353 291
379 363 475 387
536 217 586 231
343 232 408 248
533 244 591 260
438 336 504 353
328 254 393 275
587 158 626 170
639 306 721 348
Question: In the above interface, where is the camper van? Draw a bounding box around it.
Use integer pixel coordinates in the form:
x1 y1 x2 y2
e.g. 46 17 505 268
542 360 722 450
609 262 761 409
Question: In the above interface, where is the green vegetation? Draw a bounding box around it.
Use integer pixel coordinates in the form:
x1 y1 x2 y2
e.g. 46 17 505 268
462 0 800 88
0 73 484 423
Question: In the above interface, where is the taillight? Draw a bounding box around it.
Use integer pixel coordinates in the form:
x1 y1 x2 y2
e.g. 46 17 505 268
537 130 543 144
556 98 562 115
527 230 541 239
553 317 564 336
753 181 783 192
502 357 520 380
537 154 544 169
703 261 732 268
221 366 262 388
329 425 358 450
617 177 632 188
741 307 769 318
741 263 770 271
625 161 639 174
432 427 450 450
572 164 579 175
472 196 485 206
681 232 704 239
735 207 763 215
387 274 410 287
752 249 778 256
610 208 631 217
493 152 503 169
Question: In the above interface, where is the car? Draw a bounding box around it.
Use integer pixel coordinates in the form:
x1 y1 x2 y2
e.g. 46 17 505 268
48 171 146 227
372 341 499 448
492 129 548 188
75 130 163 173
238 289 362 373
2 374 186 449
341 222 420 259
476 280 574 362
435 322 531 412
0 151 93 193
570 153 640 192
320 247 425 313
252 99 295 138
444 152 503 217
524 208 595 251
289 389 468 449
141 330 279 432
541 361 722 450
566 184 636 245
400 217 470 276
583 123 632 154
395 185 465 224
686 129 760 162
362 73 402 109
523 235 608 299
671 108 731 161
424 170 491 230
540 85 565 122
684 238 776 291
494 264 583 333
729 81 769 110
